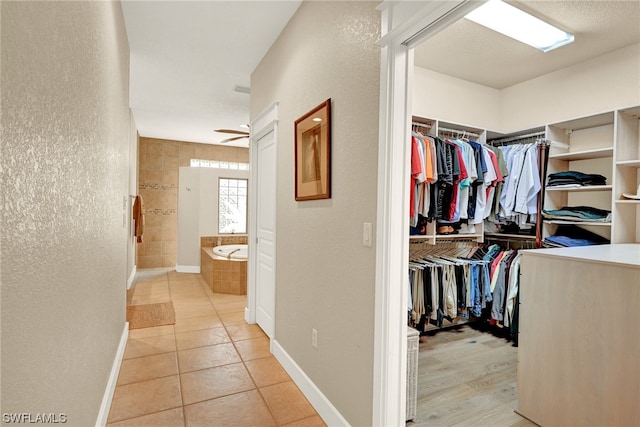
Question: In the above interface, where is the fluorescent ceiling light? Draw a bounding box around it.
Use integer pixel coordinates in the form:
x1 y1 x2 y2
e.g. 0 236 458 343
465 0 574 52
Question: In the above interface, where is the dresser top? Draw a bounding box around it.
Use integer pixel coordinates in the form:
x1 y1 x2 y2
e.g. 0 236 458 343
522 244 640 269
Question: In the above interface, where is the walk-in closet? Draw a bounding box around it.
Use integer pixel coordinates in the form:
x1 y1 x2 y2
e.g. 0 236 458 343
402 1 640 425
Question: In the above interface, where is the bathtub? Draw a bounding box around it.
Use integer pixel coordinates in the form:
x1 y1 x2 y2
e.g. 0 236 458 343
201 244 248 295
212 244 248 260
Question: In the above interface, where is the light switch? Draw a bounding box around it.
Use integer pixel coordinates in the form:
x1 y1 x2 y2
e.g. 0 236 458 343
363 222 373 247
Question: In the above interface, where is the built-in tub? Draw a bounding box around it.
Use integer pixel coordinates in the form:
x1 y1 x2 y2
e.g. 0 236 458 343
212 244 248 260
200 245 247 295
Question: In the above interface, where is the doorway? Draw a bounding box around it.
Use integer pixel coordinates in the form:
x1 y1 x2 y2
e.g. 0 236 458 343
373 2 483 425
247 102 279 338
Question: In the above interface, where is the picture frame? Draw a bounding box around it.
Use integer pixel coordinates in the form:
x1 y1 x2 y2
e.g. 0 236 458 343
294 98 331 201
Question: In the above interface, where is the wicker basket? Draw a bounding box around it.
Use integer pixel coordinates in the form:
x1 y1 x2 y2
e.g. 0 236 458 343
406 327 420 421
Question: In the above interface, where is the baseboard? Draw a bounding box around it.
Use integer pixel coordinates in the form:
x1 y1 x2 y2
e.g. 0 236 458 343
95 322 129 427
176 265 200 274
127 266 137 290
271 339 349 427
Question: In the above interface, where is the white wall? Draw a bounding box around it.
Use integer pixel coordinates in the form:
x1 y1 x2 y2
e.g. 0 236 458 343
413 43 640 132
413 66 501 130
127 113 138 288
501 43 640 131
1 2 132 425
177 167 249 271
250 2 380 425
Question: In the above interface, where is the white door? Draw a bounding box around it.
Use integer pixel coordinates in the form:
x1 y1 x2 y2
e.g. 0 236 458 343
254 127 277 337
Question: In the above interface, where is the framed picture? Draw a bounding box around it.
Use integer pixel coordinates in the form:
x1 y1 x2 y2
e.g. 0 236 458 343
294 99 331 201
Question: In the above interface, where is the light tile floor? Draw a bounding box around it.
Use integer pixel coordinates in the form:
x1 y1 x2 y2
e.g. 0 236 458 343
107 269 326 427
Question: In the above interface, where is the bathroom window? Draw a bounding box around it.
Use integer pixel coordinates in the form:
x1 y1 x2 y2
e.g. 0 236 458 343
218 178 247 234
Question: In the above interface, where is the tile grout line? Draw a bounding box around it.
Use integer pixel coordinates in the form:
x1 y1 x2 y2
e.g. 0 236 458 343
166 271 189 427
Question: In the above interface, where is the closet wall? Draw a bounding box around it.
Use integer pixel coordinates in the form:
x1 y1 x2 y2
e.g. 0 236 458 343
414 43 640 134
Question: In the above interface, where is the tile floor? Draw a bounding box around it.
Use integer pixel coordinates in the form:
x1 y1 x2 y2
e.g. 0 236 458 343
107 269 326 427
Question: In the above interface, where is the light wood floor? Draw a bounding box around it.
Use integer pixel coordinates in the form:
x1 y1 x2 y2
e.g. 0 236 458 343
408 324 538 427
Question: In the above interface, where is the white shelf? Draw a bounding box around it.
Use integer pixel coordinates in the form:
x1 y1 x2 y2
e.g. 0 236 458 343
546 220 611 226
549 147 613 161
616 159 640 167
546 185 612 192
485 232 536 240
435 233 482 240
615 199 640 204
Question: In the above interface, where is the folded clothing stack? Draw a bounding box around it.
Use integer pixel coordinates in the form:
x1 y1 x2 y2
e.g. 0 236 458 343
542 205 611 223
547 170 607 188
543 224 610 248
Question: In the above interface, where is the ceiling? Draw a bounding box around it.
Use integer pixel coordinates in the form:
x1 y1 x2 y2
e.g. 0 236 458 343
415 0 640 89
122 1 640 147
121 1 301 147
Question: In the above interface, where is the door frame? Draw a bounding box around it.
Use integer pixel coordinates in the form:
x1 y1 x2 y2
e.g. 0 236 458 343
246 102 279 328
373 2 483 425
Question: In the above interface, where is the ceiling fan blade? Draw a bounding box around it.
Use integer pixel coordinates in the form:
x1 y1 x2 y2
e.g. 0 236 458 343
220 135 249 144
215 129 250 135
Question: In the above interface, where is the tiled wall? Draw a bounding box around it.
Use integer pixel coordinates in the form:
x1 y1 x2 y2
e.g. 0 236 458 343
200 235 248 248
137 137 249 268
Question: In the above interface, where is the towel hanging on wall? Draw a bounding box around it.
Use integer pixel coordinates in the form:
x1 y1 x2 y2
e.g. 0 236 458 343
133 195 145 243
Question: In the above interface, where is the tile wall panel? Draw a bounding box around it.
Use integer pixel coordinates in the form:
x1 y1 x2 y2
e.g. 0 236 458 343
137 137 249 268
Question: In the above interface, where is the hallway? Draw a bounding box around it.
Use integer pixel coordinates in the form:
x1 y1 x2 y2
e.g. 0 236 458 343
107 270 325 426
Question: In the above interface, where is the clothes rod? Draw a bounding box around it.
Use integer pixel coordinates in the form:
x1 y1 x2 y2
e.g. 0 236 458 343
489 131 546 145
411 121 432 128
438 127 481 138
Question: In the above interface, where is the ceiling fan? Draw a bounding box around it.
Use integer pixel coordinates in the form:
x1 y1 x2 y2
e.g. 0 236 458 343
214 128 250 144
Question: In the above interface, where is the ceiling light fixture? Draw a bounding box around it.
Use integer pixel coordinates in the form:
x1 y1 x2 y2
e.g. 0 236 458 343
465 0 574 52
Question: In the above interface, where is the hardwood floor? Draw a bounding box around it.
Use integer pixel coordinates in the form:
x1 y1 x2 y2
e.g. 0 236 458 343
408 324 537 426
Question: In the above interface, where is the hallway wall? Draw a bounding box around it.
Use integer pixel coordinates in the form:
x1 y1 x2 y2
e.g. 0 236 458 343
251 2 381 425
1 1 132 425
137 137 248 268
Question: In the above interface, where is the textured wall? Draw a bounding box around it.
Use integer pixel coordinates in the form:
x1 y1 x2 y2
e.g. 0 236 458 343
251 2 380 425
137 137 248 268
1 2 132 425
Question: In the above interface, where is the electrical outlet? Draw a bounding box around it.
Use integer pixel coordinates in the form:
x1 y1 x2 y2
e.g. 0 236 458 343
311 328 318 349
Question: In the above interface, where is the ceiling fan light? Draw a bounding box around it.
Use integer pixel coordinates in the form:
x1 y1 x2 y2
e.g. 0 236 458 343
465 0 574 52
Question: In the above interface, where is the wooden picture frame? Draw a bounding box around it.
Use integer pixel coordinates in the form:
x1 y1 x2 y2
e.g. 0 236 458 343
294 99 331 201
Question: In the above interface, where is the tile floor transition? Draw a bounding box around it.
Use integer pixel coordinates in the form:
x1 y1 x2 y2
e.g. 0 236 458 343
107 269 326 427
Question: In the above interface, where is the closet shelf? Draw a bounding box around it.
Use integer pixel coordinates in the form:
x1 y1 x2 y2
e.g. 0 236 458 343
546 220 612 226
409 235 434 241
435 233 483 240
616 159 640 167
615 199 640 204
546 185 612 192
548 147 613 161
484 232 536 240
